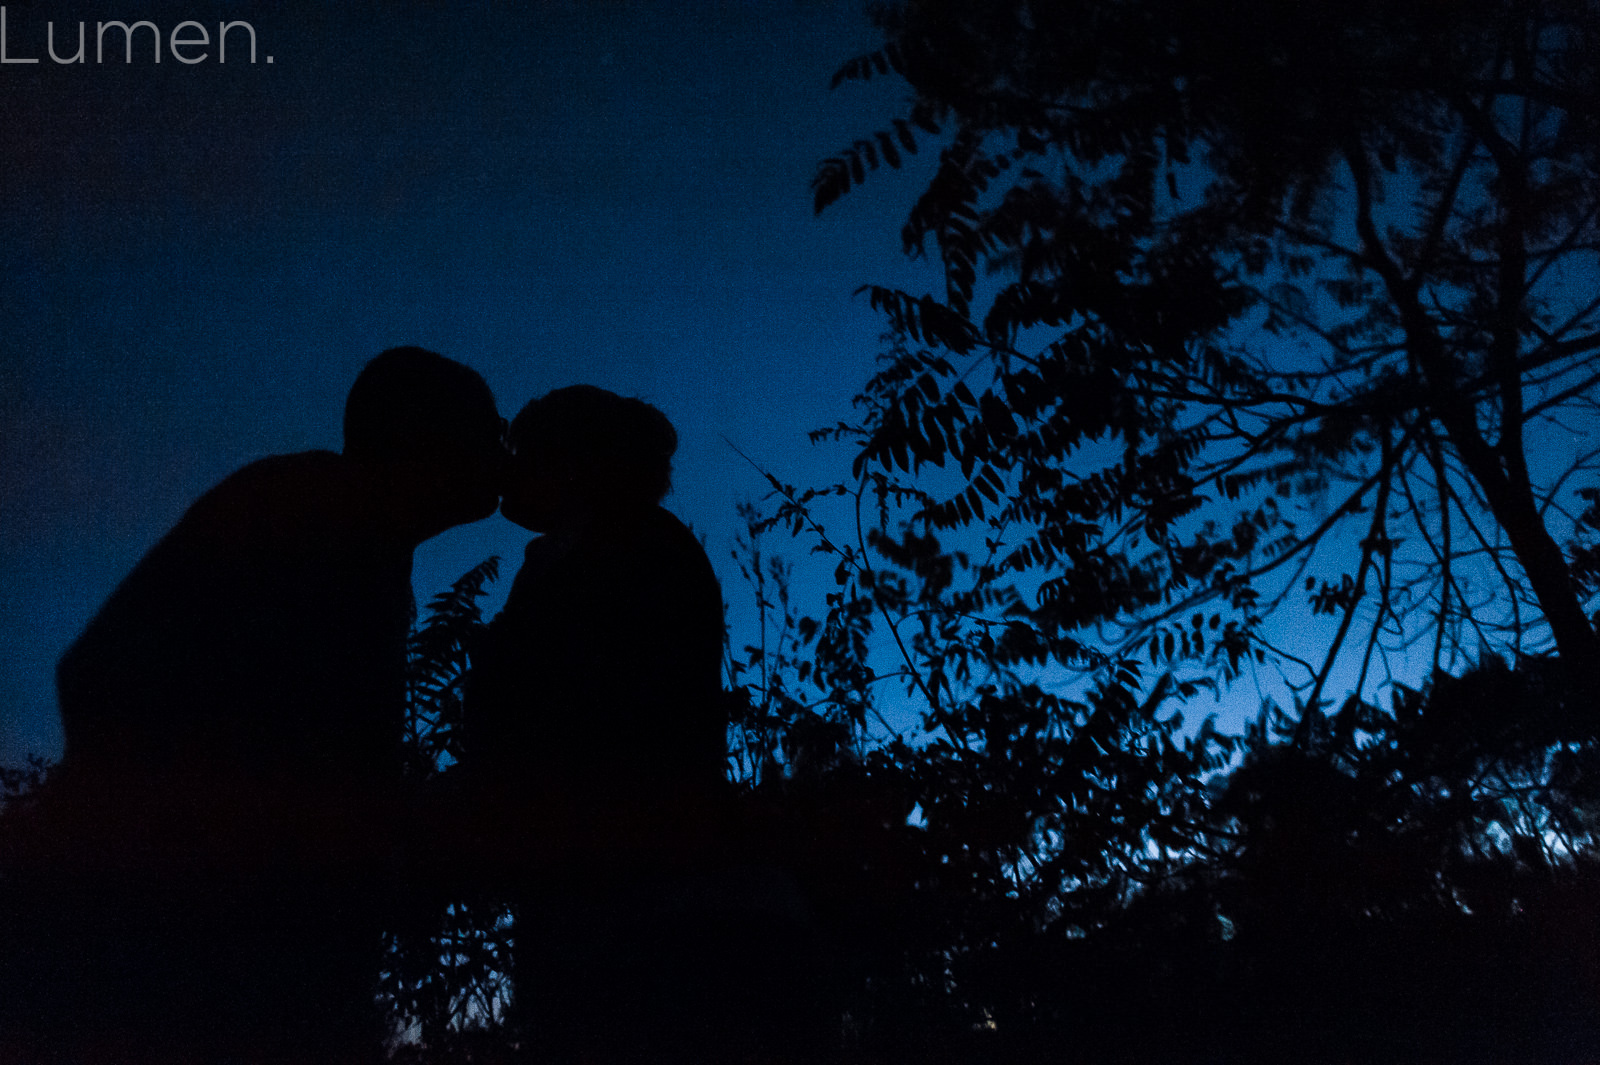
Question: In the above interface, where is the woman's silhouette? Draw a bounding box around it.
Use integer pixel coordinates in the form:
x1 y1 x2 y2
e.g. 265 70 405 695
467 386 744 1061
470 385 726 828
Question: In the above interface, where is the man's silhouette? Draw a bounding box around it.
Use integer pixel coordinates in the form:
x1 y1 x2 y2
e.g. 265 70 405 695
20 347 503 1063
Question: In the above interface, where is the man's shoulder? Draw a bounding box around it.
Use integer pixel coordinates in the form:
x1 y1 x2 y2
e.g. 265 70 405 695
183 451 383 549
199 450 350 510
57 454 359 688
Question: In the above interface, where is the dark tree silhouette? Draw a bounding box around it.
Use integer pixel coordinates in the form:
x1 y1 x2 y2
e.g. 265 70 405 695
719 0 1600 1055
808 0 1600 690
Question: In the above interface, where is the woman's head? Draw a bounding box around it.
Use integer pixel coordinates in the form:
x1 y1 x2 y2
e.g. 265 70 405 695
502 385 676 530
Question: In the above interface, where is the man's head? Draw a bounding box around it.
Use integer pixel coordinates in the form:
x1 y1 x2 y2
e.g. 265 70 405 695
344 347 505 539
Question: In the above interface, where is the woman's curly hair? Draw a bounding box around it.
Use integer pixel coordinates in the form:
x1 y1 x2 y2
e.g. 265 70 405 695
509 385 676 507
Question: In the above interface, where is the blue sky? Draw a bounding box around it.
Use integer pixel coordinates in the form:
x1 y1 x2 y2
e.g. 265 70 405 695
0 0 951 765
5 0 1539 770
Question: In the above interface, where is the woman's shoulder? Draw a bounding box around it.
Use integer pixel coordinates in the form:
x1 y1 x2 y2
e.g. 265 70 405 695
640 504 702 545
632 507 717 573
578 504 698 557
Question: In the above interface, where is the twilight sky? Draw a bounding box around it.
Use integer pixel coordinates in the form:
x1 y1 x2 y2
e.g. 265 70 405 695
0 0 946 766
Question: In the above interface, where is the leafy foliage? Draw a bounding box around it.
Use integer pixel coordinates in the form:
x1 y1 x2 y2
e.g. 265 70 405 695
814 0 1600 698
0 756 51 818
404 556 500 779
727 479 1237 1033
383 556 515 1060
724 497 1600 1057
754 0 1600 1051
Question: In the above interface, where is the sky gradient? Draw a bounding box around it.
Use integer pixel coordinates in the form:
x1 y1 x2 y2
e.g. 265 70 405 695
0 0 947 766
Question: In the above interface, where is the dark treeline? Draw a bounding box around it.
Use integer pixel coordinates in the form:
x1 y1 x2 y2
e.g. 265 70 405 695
366 559 1600 1064
763 0 1600 1057
5 584 1599 1061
